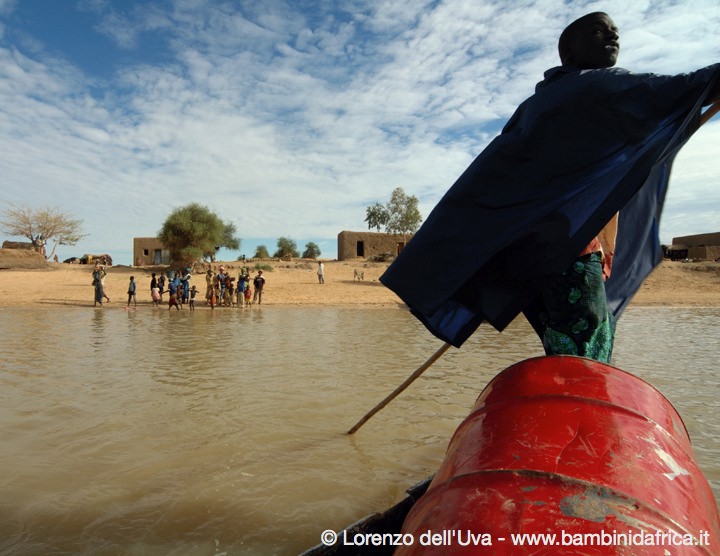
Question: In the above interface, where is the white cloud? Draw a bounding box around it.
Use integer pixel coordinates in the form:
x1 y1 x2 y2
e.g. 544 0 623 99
662 120 720 241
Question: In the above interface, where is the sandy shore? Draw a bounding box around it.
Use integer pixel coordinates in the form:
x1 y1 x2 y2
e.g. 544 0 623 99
0 258 719 309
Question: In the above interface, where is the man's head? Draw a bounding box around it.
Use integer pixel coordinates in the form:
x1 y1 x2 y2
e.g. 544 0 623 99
558 12 619 69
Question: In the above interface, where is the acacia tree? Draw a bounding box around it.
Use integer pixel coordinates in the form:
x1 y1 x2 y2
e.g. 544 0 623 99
274 236 299 258
0 204 85 260
302 242 321 259
364 187 422 238
253 244 270 259
158 203 240 267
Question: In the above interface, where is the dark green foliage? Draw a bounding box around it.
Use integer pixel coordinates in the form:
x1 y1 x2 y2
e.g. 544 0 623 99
253 244 270 259
158 203 240 266
302 242 321 259
364 202 388 232
274 236 299 258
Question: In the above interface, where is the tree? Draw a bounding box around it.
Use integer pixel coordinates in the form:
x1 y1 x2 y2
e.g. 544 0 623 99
220 223 240 256
364 187 422 237
253 244 270 259
274 236 300 258
386 187 422 236
0 204 86 260
365 202 389 232
302 242 321 259
158 203 240 267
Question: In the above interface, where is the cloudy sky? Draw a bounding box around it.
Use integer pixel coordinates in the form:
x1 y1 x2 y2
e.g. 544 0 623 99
1 0 720 263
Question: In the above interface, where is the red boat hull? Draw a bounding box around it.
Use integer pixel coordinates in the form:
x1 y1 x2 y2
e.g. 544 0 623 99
396 356 720 555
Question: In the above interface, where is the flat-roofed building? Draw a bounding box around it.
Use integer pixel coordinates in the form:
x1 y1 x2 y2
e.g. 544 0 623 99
667 232 720 261
337 231 411 261
133 237 171 266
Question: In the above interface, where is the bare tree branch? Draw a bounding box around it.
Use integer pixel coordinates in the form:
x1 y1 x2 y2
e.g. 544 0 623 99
1 204 86 259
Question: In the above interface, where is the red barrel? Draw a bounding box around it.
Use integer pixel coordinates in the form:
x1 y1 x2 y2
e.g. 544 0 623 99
397 356 720 555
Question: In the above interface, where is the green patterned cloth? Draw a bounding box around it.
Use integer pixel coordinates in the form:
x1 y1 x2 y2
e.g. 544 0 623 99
536 252 615 363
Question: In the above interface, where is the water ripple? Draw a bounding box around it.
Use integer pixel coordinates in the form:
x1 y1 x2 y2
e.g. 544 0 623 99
0 305 717 555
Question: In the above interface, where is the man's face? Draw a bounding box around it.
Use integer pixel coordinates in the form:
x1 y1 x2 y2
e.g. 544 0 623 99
565 14 619 69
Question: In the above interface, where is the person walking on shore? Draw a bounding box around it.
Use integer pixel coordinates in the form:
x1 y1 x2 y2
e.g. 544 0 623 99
317 261 325 284
94 265 110 303
92 266 106 307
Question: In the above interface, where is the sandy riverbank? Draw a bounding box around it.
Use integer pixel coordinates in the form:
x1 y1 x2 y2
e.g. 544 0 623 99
0 258 718 309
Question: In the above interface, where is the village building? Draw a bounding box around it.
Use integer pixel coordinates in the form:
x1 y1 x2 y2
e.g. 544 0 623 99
337 230 411 261
666 232 720 261
133 237 171 266
2 240 37 251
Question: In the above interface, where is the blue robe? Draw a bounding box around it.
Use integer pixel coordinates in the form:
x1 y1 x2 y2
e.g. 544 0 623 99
380 64 720 347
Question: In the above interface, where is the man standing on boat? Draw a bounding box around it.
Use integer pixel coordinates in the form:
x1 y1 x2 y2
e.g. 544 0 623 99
380 12 720 363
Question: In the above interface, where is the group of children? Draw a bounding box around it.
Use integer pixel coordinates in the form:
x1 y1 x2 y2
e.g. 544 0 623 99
135 269 199 310
122 266 265 311
205 266 262 309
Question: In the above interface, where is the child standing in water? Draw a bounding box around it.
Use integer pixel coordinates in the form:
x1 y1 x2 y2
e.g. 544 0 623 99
189 285 197 311
209 286 216 309
126 276 137 308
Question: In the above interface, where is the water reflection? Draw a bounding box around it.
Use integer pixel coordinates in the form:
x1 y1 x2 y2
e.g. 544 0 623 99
0 306 717 555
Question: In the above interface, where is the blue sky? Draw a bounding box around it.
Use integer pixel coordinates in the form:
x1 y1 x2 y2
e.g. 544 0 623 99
2 0 720 264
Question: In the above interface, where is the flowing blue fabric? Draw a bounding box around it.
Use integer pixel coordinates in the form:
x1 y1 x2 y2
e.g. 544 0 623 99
380 65 719 347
